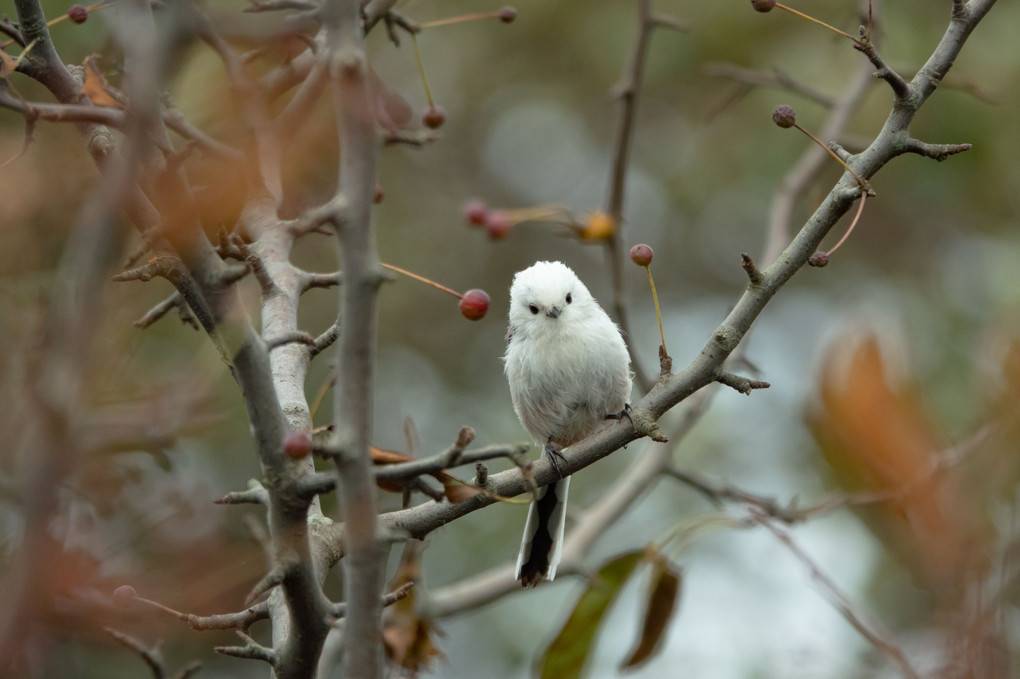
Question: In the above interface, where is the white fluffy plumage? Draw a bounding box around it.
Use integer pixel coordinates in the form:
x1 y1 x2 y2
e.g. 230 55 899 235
503 261 632 586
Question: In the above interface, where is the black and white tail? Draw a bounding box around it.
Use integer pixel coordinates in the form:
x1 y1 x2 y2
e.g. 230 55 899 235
515 478 570 587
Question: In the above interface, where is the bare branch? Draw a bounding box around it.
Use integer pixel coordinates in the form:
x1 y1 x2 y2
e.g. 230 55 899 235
215 630 277 665
374 443 527 483
329 582 415 620
105 628 167 679
714 370 771 395
754 515 922 679
133 292 199 330
704 62 836 108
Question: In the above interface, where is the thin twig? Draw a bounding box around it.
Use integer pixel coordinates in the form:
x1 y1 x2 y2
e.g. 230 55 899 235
754 514 922 679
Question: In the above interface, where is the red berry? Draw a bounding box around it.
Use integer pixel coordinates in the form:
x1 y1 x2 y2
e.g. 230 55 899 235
498 6 517 23
462 200 488 226
484 212 512 240
750 0 776 12
459 289 490 321
284 431 313 460
422 105 446 129
113 585 137 608
374 183 385 204
68 4 89 23
629 243 654 267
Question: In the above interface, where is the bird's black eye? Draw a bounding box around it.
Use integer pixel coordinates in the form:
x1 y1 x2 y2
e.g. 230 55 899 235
565 293 572 305
529 304 539 315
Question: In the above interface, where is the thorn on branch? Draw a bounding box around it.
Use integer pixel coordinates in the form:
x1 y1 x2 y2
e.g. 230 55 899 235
230 236 278 296
715 370 770 395
855 40 910 99
133 292 199 330
740 252 764 286
112 256 182 284
329 581 415 621
648 13 690 32
245 566 287 606
214 480 270 506
382 128 442 147
215 630 277 666
293 199 347 237
300 270 342 293
309 321 340 359
473 462 488 487
294 471 338 501
104 627 167 676
903 138 972 162
175 660 203 679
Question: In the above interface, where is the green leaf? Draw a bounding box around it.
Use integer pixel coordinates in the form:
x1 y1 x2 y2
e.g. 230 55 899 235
535 550 644 679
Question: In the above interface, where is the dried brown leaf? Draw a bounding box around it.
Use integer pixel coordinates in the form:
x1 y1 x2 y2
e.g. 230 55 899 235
82 56 123 109
621 553 683 670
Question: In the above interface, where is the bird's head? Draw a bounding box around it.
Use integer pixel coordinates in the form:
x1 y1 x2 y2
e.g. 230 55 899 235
508 261 595 331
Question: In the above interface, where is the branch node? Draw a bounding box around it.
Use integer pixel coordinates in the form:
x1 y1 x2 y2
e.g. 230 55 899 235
630 410 669 443
264 331 316 352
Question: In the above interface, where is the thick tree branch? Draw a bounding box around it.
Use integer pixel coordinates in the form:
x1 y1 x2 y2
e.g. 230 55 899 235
322 0 387 675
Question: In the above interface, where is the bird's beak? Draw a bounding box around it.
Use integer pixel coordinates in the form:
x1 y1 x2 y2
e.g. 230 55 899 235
546 306 561 319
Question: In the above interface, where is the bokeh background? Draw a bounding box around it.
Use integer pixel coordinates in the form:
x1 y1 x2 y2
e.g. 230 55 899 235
2 0 1019 676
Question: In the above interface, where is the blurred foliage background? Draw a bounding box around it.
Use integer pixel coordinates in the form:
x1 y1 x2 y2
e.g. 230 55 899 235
1 0 1019 677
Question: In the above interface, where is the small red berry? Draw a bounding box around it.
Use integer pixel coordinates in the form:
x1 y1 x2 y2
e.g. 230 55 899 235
422 105 446 129
462 200 488 226
284 431 313 460
808 251 830 267
373 184 385 204
459 289 490 321
750 0 776 12
113 585 137 608
629 244 654 267
772 105 797 129
68 4 89 23
484 211 512 240
498 6 517 23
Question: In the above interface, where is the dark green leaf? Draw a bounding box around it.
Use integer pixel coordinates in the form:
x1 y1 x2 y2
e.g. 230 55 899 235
535 550 644 679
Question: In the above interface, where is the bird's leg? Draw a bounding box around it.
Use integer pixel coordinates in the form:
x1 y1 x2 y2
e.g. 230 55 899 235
605 403 633 424
544 439 568 479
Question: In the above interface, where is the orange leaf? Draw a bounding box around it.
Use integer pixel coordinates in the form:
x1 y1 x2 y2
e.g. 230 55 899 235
371 446 481 502
0 50 18 80
807 332 984 588
82 56 123 109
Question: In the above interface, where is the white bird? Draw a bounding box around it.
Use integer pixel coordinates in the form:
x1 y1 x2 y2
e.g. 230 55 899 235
503 261 632 587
